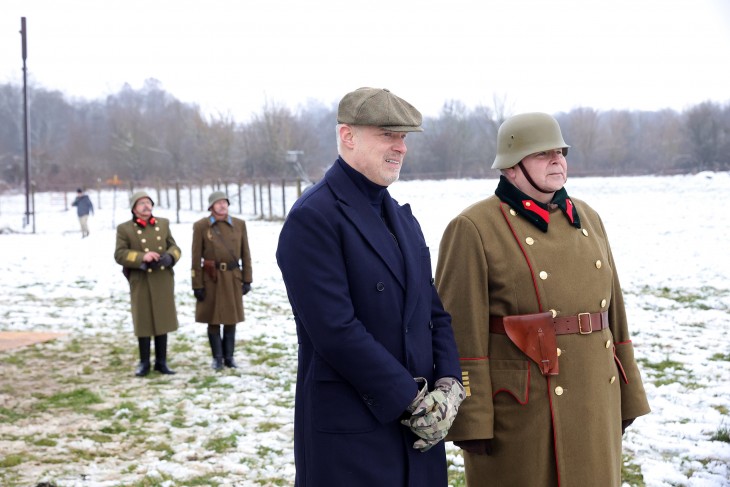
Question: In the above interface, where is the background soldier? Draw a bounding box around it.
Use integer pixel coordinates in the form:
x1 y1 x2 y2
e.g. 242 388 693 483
191 191 252 370
114 191 181 377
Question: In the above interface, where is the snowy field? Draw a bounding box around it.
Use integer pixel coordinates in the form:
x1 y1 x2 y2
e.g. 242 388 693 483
0 172 729 486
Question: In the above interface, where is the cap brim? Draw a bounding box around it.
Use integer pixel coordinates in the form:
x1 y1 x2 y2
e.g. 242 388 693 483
381 125 423 133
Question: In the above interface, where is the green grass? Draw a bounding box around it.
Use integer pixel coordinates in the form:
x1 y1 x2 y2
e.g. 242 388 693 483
34 388 103 412
710 425 730 443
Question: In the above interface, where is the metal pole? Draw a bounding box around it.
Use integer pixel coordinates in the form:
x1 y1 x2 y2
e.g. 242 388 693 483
20 17 33 232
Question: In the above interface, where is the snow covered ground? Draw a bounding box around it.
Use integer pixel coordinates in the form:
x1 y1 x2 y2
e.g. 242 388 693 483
0 172 728 486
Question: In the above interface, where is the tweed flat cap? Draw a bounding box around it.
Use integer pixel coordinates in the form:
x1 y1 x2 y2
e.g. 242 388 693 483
337 87 423 132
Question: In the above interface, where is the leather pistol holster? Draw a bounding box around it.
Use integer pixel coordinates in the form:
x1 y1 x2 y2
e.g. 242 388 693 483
503 312 559 376
202 259 218 283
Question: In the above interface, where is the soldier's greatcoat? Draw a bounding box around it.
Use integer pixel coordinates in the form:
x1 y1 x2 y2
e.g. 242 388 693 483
436 177 650 487
114 217 181 337
276 159 461 487
191 216 252 324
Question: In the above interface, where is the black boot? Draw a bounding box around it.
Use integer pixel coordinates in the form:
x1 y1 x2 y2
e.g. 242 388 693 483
153 334 176 375
135 337 151 377
223 325 238 368
208 329 224 370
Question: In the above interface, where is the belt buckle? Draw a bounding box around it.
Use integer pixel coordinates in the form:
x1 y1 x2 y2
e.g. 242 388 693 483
578 313 592 334
219 262 227 271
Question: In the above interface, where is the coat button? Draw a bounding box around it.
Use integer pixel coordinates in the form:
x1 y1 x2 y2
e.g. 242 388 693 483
601 299 607 308
141 238 146 243
605 340 612 349
429 321 434 329
144 248 150 252
147 268 152 273
539 271 548 280
137 230 142 235
430 278 435 286
525 237 535 245
610 376 616 384
509 209 517 216
157 236 161 240
554 386 564 396
557 348 562 357
595 260 602 269
582 229 589 237
376 282 385 292
550 309 558 318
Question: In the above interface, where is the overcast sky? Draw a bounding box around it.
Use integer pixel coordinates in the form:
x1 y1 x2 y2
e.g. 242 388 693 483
2 0 730 122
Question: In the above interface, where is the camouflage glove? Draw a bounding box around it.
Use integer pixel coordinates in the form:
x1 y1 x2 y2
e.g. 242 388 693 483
401 377 466 452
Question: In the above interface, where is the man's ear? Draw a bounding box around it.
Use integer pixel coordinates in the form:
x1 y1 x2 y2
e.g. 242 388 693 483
502 167 517 182
339 124 356 149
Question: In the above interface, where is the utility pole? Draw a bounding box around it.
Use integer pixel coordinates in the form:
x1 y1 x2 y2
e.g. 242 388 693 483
20 17 35 233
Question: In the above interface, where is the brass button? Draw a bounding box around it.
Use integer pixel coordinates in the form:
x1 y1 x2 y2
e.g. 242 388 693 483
155 227 160 232
557 348 562 357
158 247 163 251
147 268 152 273
539 271 548 280
144 248 149 252
526 237 535 245
160 266 166 270
601 299 607 308
550 309 558 318
605 340 611 349
157 236 161 240
510 209 517 216
582 229 589 237
525 201 532 207
555 386 564 396
137 230 142 235
141 239 146 243
610 376 616 384
595 260 602 269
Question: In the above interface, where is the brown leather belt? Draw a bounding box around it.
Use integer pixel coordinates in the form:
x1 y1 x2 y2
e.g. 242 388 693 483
490 311 609 336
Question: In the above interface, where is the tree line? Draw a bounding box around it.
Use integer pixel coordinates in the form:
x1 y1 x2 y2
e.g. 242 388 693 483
0 78 728 191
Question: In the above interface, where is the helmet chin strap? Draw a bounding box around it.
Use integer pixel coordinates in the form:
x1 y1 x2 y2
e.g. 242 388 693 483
517 161 554 195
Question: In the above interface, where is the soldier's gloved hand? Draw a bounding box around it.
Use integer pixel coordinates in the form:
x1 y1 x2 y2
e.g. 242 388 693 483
401 377 466 451
454 439 493 455
158 253 174 267
242 282 251 295
193 288 206 302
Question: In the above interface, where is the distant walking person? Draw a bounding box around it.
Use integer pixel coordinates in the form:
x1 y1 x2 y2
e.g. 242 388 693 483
192 192 252 370
115 191 181 377
72 188 94 238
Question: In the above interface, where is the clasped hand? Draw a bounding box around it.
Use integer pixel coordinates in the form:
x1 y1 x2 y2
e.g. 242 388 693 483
401 377 466 452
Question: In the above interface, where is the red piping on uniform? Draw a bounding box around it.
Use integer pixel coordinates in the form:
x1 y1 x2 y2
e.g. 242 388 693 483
565 199 575 224
492 360 530 405
547 376 562 487
500 202 543 312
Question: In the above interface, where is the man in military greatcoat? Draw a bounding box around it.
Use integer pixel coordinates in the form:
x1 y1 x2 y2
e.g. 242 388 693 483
436 112 651 486
192 191 252 370
114 191 181 377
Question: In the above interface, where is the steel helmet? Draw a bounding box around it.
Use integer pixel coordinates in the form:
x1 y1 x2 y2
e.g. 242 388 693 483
129 191 154 208
207 191 230 210
492 113 570 169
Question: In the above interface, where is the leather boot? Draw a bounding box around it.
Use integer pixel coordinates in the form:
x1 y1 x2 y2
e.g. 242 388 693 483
135 337 151 377
153 334 176 375
208 330 224 370
223 325 238 368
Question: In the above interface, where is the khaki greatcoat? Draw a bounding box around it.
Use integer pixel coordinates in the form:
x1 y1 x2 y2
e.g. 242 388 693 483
436 189 650 487
114 217 181 337
191 216 252 324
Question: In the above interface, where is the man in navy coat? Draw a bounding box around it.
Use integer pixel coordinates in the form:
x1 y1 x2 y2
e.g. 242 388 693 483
277 87 464 486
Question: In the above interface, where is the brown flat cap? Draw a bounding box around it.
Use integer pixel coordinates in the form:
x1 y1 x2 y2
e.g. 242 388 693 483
337 87 423 132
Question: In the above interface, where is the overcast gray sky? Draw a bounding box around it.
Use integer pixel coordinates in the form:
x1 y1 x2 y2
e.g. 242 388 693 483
2 0 730 122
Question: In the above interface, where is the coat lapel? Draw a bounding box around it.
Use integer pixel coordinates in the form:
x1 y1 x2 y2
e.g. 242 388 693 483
384 197 422 326
327 163 406 289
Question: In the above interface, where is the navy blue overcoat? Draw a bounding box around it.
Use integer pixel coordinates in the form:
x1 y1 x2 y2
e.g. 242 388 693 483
276 159 461 486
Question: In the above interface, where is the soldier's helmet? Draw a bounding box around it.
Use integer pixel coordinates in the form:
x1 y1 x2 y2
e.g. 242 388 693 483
492 113 570 169
129 191 154 208
208 191 230 210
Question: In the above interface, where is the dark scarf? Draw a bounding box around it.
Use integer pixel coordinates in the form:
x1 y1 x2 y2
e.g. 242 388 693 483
495 176 581 233
338 157 388 222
